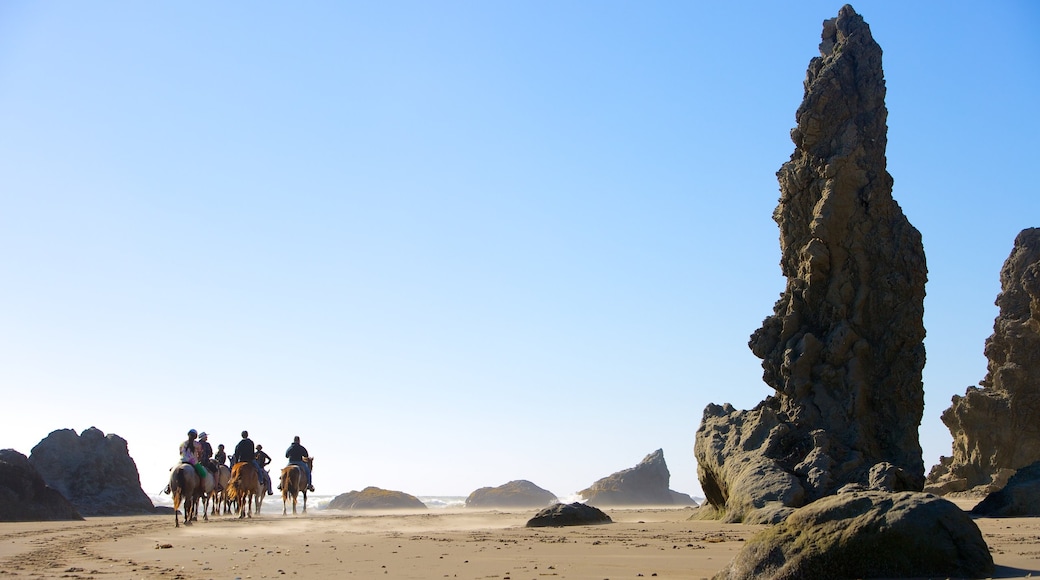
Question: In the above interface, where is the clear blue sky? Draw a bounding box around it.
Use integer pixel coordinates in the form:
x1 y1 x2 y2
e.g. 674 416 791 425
1 2 1037 500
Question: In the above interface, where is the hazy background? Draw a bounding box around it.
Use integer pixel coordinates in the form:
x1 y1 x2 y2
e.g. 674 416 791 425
1 1 1037 499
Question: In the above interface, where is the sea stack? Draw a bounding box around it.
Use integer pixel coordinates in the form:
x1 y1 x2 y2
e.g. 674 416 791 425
694 5 927 522
927 228 1040 495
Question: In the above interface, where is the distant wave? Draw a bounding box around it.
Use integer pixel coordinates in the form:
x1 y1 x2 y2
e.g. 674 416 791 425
151 494 469 510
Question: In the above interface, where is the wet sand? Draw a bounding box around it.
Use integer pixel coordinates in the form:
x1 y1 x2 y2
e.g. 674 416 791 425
1 503 1038 579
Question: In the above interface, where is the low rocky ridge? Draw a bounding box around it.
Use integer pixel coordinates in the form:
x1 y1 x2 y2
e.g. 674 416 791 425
580 449 696 506
465 480 557 508
29 427 155 516
971 460 1040 517
714 491 993 580
694 4 927 524
526 502 612 527
328 486 427 510
927 227 1040 495
0 449 83 521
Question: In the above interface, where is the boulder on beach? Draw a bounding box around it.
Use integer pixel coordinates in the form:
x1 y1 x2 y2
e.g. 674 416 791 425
526 502 612 527
695 4 927 523
29 427 155 516
971 460 1040 517
465 480 558 509
0 449 83 522
581 449 693 506
714 491 993 580
327 486 427 510
927 228 1040 496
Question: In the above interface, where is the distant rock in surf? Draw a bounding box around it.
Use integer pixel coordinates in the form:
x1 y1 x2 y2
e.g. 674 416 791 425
327 486 427 510
465 480 557 508
29 427 156 516
927 228 1040 496
580 449 696 506
525 502 612 527
715 490 993 580
0 449 83 521
694 4 927 523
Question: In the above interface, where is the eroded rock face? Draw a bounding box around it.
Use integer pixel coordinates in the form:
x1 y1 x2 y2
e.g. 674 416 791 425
927 228 1040 495
0 449 83 522
580 449 685 506
327 486 427 510
971 460 1040 517
465 480 557 509
29 427 155 516
714 491 993 580
694 5 927 522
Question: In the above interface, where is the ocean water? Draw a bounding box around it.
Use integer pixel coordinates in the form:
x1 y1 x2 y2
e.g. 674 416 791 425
150 494 468 510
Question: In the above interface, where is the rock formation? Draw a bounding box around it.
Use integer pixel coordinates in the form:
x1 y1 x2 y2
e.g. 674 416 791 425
694 5 927 523
971 460 1040 517
0 449 83 521
714 491 993 580
927 228 1040 495
580 449 694 506
525 502 613 528
465 480 558 509
327 486 427 510
28 427 155 516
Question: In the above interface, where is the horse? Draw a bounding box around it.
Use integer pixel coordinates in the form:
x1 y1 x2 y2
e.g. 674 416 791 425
254 468 269 515
279 457 314 515
227 462 262 519
192 467 215 522
210 464 232 516
169 463 199 527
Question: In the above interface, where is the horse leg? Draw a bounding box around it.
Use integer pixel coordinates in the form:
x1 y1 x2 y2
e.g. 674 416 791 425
302 489 307 514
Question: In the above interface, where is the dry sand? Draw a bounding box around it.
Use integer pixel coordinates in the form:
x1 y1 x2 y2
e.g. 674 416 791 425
1 502 1038 579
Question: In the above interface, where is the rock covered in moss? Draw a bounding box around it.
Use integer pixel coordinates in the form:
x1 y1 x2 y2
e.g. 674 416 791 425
465 480 557 508
526 502 612 527
327 486 427 510
714 491 992 580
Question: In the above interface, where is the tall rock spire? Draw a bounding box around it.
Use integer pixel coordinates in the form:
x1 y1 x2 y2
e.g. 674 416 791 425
694 5 927 523
927 228 1040 495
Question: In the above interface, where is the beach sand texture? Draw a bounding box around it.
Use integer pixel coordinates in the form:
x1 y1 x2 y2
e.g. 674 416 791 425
1 504 1039 579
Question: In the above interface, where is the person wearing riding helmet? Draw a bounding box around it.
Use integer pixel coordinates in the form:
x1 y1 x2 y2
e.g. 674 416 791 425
255 444 274 495
284 436 314 492
179 429 206 480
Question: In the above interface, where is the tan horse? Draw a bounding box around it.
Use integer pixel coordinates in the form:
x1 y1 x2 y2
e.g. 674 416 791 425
169 463 199 527
210 464 232 516
193 468 215 522
279 457 314 515
227 462 262 519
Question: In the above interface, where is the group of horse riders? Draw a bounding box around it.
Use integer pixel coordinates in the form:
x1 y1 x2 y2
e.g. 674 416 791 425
172 429 314 495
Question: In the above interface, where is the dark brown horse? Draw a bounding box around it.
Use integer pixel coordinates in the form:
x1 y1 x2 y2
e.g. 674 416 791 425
227 462 262 519
279 457 314 515
169 463 199 527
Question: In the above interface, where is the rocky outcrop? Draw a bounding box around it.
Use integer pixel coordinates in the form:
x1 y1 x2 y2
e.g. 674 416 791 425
971 460 1040 517
694 5 927 523
28 427 155 516
526 502 613 527
927 228 1040 495
0 449 83 521
580 449 690 506
327 486 427 510
714 491 993 580
465 480 558 509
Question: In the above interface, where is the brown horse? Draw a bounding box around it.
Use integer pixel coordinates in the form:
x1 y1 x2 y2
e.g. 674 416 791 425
227 462 262 519
279 457 314 515
210 464 232 516
169 463 199 527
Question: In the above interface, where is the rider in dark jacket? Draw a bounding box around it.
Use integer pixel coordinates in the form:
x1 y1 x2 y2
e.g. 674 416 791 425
285 436 314 491
232 430 269 492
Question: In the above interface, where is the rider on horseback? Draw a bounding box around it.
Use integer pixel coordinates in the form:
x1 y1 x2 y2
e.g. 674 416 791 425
284 435 314 492
256 444 274 496
197 432 222 492
233 430 272 495
180 429 207 480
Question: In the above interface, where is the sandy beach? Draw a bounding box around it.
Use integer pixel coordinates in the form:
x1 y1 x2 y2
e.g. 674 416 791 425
1 502 1039 579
